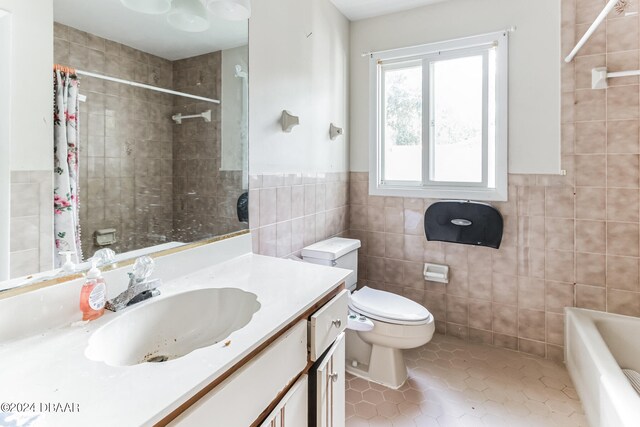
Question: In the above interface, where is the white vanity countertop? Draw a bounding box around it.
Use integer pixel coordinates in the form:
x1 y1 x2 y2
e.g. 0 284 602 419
0 253 349 427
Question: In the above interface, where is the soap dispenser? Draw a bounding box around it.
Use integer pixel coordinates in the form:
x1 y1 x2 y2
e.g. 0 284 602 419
79 261 107 321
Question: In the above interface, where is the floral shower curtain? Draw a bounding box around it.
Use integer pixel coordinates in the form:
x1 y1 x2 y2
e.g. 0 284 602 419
53 69 82 266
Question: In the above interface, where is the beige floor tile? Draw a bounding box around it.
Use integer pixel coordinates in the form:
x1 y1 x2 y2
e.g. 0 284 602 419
345 334 585 427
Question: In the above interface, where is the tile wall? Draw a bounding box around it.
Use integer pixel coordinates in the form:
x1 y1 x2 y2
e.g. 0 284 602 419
54 23 175 257
53 23 246 261
9 171 53 278
249 173 349 257
172 52 247 242
345 0 640 361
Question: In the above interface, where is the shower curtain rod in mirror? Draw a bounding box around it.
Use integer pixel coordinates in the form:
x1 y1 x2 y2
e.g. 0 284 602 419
53 64 221 105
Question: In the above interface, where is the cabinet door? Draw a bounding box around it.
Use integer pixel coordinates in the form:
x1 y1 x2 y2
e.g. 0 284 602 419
316 333 345 427
260 375 308 427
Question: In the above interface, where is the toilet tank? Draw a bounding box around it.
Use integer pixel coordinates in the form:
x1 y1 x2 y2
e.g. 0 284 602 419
301 238 361 290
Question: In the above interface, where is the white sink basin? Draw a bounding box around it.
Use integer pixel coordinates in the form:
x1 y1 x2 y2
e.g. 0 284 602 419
85 288 260 367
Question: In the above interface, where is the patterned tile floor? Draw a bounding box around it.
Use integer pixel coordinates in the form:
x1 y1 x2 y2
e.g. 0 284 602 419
345 334 587 427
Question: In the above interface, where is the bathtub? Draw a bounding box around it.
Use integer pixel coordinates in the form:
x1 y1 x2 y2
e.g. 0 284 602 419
565 308 640 427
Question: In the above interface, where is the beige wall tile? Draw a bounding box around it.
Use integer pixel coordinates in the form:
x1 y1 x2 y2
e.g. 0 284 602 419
546 312 565 346
608 289 640 316
546 281 575 313
492 273 517 305
607 51 640 86
545 218 575 251
576 252 606 286
607 120 639 153
607 154 639 187
575 187 605 220
468 299 492 330
493 304 517 336
518 277 546 311
385 233 404 260
576 284 606 310
575 155 606 187
607 188 640 222
575 89 606 121
607 221 640 256
384 206 404 234
575 220 606 253
574 120 606 152
607 16 639 53
518 309 546 341
575 22 606 56
446 296 468 325
545 250 575 283
606 255 639 291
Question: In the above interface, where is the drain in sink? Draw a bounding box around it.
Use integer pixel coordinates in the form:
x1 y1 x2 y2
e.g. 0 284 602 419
146 355 169 363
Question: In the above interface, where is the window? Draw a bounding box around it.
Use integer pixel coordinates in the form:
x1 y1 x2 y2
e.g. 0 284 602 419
369 31 508 201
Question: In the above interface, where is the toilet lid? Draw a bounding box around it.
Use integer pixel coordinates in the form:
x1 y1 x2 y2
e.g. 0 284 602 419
349 286 432 325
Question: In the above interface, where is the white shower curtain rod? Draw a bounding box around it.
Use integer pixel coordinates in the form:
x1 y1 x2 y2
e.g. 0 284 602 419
75 69 221 104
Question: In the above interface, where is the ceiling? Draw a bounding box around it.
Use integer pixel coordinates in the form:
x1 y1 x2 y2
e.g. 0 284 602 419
53 0 248 60
330 0 450 21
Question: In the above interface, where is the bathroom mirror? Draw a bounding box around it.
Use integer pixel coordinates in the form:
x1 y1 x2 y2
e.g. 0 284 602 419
1 0 248 292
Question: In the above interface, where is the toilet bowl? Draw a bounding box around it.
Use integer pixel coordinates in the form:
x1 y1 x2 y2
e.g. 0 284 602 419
302 237 436 389
347 286 435 389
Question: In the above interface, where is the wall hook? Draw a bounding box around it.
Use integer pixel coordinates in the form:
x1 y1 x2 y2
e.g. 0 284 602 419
281 110 300 132
329 123 343 140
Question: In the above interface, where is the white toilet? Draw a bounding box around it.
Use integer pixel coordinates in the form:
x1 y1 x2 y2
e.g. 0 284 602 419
302 237 435 389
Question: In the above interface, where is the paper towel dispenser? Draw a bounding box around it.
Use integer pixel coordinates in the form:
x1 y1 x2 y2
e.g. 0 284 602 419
424 201 503 249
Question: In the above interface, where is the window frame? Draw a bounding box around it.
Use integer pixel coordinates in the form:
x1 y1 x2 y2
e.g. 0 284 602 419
369 31 509 201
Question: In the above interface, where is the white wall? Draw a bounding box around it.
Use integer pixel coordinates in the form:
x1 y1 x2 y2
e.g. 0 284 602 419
0 10 11 280
249 0 350 175
221 45 248 172
349 0 561 175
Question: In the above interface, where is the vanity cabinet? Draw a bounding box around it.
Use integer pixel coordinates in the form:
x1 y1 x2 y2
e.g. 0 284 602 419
168 320 308 427
309 290 347 427
165 287 347 427
315 333 345 427
260 375 308 427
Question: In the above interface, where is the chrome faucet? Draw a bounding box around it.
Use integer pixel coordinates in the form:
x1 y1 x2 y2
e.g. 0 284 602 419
105 256 161 312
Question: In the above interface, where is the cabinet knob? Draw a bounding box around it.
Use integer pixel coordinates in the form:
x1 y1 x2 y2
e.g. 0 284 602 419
332 319 342 328
329 372 339 382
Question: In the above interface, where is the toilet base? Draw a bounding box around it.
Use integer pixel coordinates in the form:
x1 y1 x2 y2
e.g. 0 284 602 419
345 345 408 390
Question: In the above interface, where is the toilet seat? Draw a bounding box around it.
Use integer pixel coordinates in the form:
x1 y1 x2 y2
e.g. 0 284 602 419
349 286 433 326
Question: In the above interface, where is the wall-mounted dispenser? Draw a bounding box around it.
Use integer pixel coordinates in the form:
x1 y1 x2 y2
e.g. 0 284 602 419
329 123 343 140
281 110 300 132
424 263 449 283
424 200 503 249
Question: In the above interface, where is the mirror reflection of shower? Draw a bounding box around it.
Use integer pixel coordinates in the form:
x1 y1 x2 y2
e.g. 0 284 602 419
51 19 249 265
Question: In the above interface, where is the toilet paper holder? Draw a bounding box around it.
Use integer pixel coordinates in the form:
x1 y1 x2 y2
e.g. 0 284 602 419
424 263 449 284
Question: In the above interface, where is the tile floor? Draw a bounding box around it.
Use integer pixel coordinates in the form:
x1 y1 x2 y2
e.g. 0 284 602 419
345 334 587 427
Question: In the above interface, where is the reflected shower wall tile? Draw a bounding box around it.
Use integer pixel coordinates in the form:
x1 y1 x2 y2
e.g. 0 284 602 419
11 183 39 217
10 249 40 279
9 217 39 253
